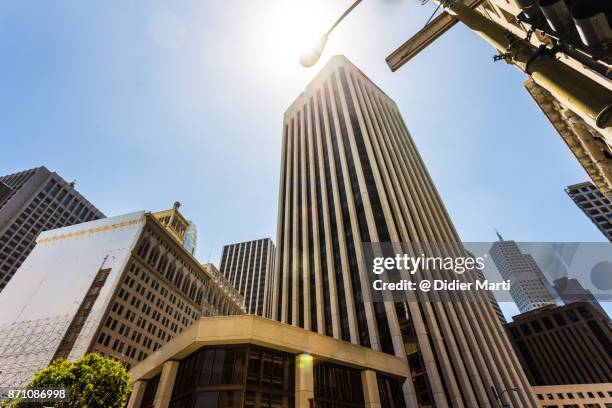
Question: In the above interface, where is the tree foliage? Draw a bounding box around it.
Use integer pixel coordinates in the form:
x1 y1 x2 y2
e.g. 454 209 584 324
14 353 131 408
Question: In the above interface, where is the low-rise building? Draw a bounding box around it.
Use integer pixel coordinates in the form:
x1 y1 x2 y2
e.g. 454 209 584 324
126 315 409 408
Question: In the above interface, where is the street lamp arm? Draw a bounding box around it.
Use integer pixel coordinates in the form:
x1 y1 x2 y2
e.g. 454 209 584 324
299 0 363 67
499 386 519 397
326 0 363 36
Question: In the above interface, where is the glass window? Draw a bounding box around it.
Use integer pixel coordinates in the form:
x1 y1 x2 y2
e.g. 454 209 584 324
194 392 218 408
140 375 160 408
314 362 365 407
377 374 405 408
170 345 294 408
211 349 225 384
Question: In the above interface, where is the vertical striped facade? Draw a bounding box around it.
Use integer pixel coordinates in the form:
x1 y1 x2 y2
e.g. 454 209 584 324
219 238 275 317
271 56 536 407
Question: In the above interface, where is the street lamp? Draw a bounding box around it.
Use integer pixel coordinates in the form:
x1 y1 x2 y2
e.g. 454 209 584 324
299 0 362 67
491 385 520 408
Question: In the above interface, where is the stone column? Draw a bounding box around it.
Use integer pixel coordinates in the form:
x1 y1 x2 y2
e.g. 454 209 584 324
362 370 382 408
126 380 147 408
295 354 314 408
153 360 179 408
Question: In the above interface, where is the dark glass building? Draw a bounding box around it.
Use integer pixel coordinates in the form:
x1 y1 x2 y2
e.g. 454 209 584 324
505 302 612 385
0 166 104 291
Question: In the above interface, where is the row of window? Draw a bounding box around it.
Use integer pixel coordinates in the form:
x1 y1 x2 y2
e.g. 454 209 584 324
537 390 612 400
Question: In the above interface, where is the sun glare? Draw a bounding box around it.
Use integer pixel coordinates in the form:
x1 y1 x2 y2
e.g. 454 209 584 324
253 0 338 69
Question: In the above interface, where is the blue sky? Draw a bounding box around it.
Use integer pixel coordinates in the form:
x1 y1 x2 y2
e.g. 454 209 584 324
1 0 604 269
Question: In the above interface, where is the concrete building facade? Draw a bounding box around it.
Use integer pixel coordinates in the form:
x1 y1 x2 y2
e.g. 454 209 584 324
0 166 104 291
490 235 557 313
566 181 612 241
505 302 612 386
0 207 244 388
126 315 409 408
532 383 612 408
219 238 275 317
270 55 536 407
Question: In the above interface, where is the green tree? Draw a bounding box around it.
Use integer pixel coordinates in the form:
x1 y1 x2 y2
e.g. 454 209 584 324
14 353 131 408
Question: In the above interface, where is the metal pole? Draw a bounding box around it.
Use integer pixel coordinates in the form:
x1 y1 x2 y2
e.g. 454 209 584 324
491 385 503 408
436 0 612 138
326 0 363 36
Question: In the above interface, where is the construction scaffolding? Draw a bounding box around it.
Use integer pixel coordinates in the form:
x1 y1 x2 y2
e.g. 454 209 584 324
0 315 71 387
0 312 100 388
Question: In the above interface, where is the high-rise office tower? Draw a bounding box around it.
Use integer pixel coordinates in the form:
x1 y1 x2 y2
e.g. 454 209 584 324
0 205 244 388
566 181 612 241
0 167 104 291
505 302 612 385
219 238 275 316
270 55 535 407
490 233 557 313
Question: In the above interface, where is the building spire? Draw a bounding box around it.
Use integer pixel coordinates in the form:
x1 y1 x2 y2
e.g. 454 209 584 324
494 227 504 241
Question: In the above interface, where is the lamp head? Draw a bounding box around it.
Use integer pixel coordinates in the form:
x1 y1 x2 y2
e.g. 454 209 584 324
299 35 328 68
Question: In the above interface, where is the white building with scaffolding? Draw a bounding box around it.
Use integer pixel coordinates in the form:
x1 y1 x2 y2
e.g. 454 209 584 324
0 208 244 388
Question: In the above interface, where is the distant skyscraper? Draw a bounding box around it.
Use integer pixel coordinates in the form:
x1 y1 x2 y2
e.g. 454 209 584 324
566 181 612 241
553 277 607 317
0 206 244 387
219 238 274 316
183 221 197 256
505 302 612 385
270 55 535 407
0 167 104 292
490 232 557 313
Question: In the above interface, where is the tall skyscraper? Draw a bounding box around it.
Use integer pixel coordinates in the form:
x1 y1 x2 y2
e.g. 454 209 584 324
270 55 535 407
505 302 612 385
566 181 612 241
490 233 557 313
219 238 275 316
0 167 104 292
0 205 244 388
